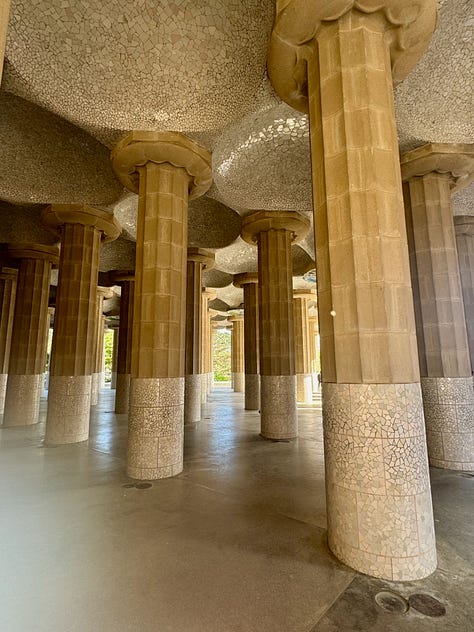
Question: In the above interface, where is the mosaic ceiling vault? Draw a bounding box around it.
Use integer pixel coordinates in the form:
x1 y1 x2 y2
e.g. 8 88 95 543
0 0 472 305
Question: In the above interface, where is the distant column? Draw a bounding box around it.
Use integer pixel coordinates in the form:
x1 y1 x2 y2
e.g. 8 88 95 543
230 315 244 393
112 271 134 414
454 215 474 371
0 268 17 414
234 273 259 410
111 327 119 389
293 290 315 404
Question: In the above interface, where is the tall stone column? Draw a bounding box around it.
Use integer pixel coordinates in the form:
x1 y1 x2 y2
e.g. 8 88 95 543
309 316 319 391
234 273 259 410
455 215 474 370
184 248 214 424
268 0 438 579
3 244 59 426
90 289 111 406
242 211 310 439
112 131 212 479
402 144 474 471
230 314 244 393
41 205 120 444
0 268 17 414
201 289 216 403
110 327 119 389
111 271 134 414
293 290 315 404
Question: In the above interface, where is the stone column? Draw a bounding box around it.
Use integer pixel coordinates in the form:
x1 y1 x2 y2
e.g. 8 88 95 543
293 290 315 404
112 131 212 479
229 315 244 393
41 205 120 444
0 0 10 86
90 289 111 406
3 244 59 426
309 316 319 391
111 327 119 389
184 249 214 424
0 268 17 414
268 0 437 579
402 144 474 471
234 273 259 410
242 211 310 439
111 271 134 414
201 289 216 403
454 215 474 374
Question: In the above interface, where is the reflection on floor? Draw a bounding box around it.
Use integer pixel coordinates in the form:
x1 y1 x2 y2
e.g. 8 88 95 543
0 387 472 632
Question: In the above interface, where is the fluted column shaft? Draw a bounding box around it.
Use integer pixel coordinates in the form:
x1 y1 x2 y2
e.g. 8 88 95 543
455 216 474 370
403 170 473 470
3 246 57 426
185 260 202 423
306 13 435 580
241 279 259 410
230 317 244 393
309 316 319 391
115 278 134 414
293 293 313 404
111 328 119 389
90 292 106 406
0 269 17 414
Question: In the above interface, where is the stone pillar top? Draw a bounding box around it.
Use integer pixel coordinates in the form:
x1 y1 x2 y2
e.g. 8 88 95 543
97 286 114 300
228 314 244 322
454 215 474 236
187 247 215 270
202 288 217 301
6 243 59 266
268 0 437 113
233 272 258 288
0 266 18 280
401 143 474 192
110 269 135 283
42 204 121 243
293 289 317 299
111 131 212 199
241 210 310 246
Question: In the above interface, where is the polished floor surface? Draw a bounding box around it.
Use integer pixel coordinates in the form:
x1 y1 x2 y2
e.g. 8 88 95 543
0 387 473 631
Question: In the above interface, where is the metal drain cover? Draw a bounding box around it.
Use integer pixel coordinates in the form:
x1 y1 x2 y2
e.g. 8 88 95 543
375 591 408 614
408 594 446 617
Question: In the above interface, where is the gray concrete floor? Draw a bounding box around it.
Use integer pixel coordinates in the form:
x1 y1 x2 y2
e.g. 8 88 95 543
0 387 472 631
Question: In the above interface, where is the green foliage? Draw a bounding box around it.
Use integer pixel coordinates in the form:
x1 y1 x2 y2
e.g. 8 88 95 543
104 329 114 382
212 330 231 381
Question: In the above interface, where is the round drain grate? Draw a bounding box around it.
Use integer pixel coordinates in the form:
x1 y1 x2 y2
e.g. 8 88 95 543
408 594 446 617
134 482 152 489
375 591 408 614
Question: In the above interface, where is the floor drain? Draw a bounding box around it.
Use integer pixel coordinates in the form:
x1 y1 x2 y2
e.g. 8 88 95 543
122 483 135 488
134 482 152 489
408 594 446 617
375 591 408 614
460 472 474 478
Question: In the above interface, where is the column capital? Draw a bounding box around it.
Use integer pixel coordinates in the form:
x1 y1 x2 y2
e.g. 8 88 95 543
202 288 217 301
187 247 215 270
268 0 437 113
401 143 474 192
110 269 135 283
0 266 18 280
233 272 258 288
42 204 121 243
6 243 59 266
454 215 474 236
293 289 316 299
241 210 310 246
111 131 212 199
97 286 114 300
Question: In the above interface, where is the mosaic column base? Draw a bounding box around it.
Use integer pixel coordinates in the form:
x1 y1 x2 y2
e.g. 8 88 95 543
296 373 313 404
115 373 131 414
260 375 297 439
2 374 44 426
421 377 474 470
201 376 207 404
245 373 260 411
184 374 202 425
207 372 213 393
90 373 99 406
232 372 244 393
128 377 184 480
323 382 437 581
45 375 92 444
99 371 105 389
0 373 7 415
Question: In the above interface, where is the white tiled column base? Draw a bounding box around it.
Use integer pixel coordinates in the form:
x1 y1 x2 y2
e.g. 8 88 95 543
0 373 7 414
90 373 99 406
111 371 117 389
421 377 474 470
128 377 184 480
45 375 92 443
260 375 297 440
245 373 260 411
201 376 207 404
2 374 43 426
115 373 131 414
232 372 244 393
296 374 313 404
184 374 202 425
323 382 437 581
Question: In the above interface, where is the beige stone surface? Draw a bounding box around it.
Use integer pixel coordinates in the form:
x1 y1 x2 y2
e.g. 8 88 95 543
260 375 297 440
455 216 474 369
45 375 92 444
184 373 202 425
0 0 10 86
2 374 44 427
0 269 17 414
112 274 134 414
293 291 314 404
230 316 244 393
234 273 259 410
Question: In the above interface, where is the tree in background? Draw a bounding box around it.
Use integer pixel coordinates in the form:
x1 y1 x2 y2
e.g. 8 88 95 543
213 330 231 381
104 329 114 382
